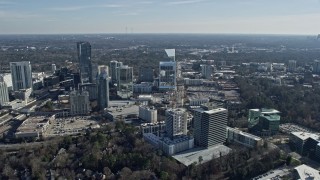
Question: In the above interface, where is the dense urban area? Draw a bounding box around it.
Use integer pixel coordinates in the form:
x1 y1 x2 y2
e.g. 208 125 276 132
1 34 320 179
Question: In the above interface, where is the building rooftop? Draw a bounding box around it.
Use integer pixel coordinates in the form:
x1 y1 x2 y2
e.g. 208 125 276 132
226 127 262 141
260 114 281 121
161 135 193 145
294 164 320 180
291 132 320 141
205 108 227 114
172 145 232 166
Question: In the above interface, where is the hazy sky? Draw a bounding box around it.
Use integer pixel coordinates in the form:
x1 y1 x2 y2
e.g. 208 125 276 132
0 0 320 34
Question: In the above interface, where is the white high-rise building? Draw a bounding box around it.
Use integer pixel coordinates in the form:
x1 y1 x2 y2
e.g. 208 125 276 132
70 90 91 115
52 64 57 73
10 61 33 91
139 106 157 123
165 108 187 139
110 60 123 84
0 79 9 106
194 108 228 148
313 60 320 74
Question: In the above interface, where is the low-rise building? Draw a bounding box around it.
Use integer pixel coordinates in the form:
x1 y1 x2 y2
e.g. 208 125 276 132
184 78 203 86
226 127 263 148
290 132 320 157
133 82 153 94
248 108 281 136
15 115 54 138
293 164 320 180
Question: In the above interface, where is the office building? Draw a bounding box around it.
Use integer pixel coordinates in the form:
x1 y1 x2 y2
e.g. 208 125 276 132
97 67 110 110
248 108 280 136
139 67 154 82
70 90 91 116
159 61 177 91
110 60 123 84
194 108 228 148
133 82 153 94
288 60 296 72
139 106 157 123
14 88 32 103
226 127 263 148
77 42 92 84
141 121 165 134
290 132 320 157
10 61 33 91
117 65 133 99
0 80 9 106
0 74 12 91
201 65 214 79
165 108 187 139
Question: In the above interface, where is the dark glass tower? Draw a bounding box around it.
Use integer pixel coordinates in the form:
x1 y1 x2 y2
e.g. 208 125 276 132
77 42 92 84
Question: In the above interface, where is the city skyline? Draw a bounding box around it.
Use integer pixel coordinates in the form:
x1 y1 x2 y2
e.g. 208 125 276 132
0 0 320 35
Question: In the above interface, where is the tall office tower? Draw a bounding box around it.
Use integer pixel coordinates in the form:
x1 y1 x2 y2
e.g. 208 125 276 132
91 63 98 83
288 60 296 72
10 61 33 91
70 90 91 115
52 64 57 73
77 42 92 84
159 49 177 91
0 77 9 106
201 64 213 79
79 83 97 101
139 67 154 82
97 66 109 110
313 60 320 74
110 60 123 84
165 108 187 139
193 108 228 148
117 65 133 99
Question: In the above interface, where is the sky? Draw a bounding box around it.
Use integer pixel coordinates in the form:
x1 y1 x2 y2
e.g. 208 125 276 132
0 0 320 34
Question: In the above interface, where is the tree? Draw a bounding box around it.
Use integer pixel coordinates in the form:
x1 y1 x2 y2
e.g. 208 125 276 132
286 155 292 166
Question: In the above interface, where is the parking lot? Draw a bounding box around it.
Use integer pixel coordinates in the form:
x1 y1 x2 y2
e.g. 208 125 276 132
46 116 99 137
279 123 316 134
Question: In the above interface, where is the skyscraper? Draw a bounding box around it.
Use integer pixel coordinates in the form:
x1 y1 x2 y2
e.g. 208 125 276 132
0 77 9 106
117 65 133 99
165 108 187 139
97 65 109 110
313 60 320 74
201 64 213 79
52 64 57 74
110 60 123 84
139 67 154 82
77 42 92 84
159 49 177 91
193 108 228 148
10 61 33 91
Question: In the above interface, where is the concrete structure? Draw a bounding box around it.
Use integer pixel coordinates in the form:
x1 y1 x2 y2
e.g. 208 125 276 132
105 104 139 121
117 65 133 99
226 127 263 148
165 108 187 139
10 61 33 91
1 100 26 110
0 81 9 106
293 164 320 180
189 97 209 106
97 67 109 110
159 61 177 91
70 90 91 116
194 108 228 148
288 60 296 72
141 121 165 134
139 106 157 123
79 83 97 101
15 115 54 138
14 88 32 103
110 60 123 84
201 65 213 79
248 108 280 136
77 42 92 83
133 82 153 94
139 67 154 82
